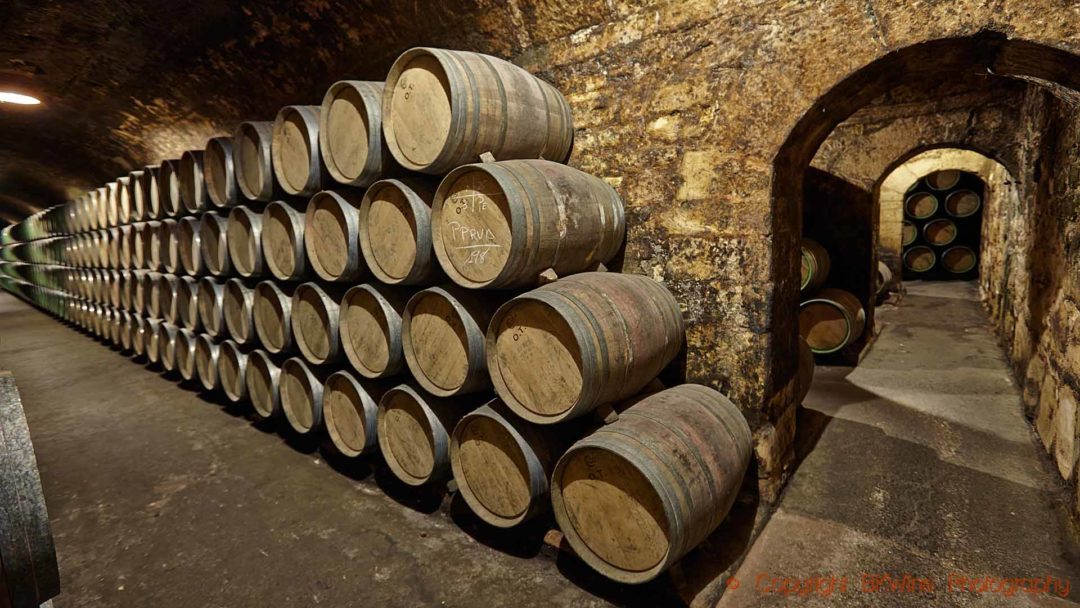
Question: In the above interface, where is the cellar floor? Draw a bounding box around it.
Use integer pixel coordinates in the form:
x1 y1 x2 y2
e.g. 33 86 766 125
4 280 1079 607
720 280 1080 606
0 294 623 608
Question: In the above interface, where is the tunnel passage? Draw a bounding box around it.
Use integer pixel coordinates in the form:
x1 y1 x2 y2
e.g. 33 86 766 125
775 35 1080 508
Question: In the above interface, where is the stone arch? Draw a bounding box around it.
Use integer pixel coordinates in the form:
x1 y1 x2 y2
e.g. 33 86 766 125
762 33 1080 488
875 146 1017 287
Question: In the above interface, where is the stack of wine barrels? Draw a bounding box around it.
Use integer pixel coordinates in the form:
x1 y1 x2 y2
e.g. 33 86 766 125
0 47 753 586
901 169 983 279
797 237 865 365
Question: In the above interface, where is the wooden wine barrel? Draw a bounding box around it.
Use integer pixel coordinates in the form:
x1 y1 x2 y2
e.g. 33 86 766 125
246 350 282 419
118 310 135 352
226 206 264 277
175 328 199 381
194 334 221 391
253 281 294 354
176 275 202 331
901 220 917 247
403 286 498 396
204 136 239 208
156 273 180 323
106 307 121 345
431 160 624 289
119 270 135 312
376 384 476 486
179 150 209 214
922 218 957 246
129 224 145 269
340 284 410 379
142 165 164 220
107 229 121 268
903 245 936 273
104 181 120 228
904 192 938 219
145 318 164 365
291 282 344 365
876 260 893 296
487 272 684 424
925 169 961 191
116 176 133 225
322 370 385 457
261 201 309 281
272 105 327 197
382 48 573 175
133 271 157 316
87 304 102 337
197 276 226 338
800 238 830 292
150 219 174 272
137 220 161 271
319 80 395 188
234 121 279 202
0 372 62 608
159 159 184 218
796 336 815 404
357 177 436 285
304 189 367 282
551 384 752 584
177 216 205 276
158 219 180 274
942 245 977 274
130 168 150 221
223 278 256 344
199 212 232 276
217 340 249 402
159 323 181 371
798 288 866 354
280 357 327 434
96 305 109 338
104 269 121 308
450 399 566 528
94 187 109 230
945 189 981 218
118 225 134 270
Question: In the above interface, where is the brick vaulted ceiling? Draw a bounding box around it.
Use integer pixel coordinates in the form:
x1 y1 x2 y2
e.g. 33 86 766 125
0 0 1045 224
0 0 576 220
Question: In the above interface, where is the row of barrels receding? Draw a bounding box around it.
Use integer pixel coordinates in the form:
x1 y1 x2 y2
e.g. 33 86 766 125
2 274 750 585
902 170 983 277
9 157 624 293
2 45 761 586
8 47 576 242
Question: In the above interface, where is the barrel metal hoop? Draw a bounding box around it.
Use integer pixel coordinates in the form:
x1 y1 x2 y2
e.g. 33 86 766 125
483 164 530 287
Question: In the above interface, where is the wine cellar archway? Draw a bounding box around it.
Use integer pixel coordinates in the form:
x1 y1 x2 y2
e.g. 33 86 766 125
876 146 1018 291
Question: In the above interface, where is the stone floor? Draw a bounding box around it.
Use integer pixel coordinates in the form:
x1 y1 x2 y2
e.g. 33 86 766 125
720 281 1080 606
2 280 1079 607
0 294 627 608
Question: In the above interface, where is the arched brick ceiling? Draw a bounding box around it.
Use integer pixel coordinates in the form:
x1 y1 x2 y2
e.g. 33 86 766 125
0 1 1060 222
0 0 545 217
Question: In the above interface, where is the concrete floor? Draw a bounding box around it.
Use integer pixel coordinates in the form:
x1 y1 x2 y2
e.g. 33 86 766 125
2 280 1079 607
721 281 1080 606
0 294 631 608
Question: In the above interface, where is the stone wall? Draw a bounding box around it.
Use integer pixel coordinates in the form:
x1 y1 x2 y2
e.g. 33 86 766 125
6 0 1080 498
982 91 1080 504
811 78 1030 283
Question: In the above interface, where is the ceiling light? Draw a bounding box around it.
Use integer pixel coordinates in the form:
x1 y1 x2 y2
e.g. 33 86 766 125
0 92 41 105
